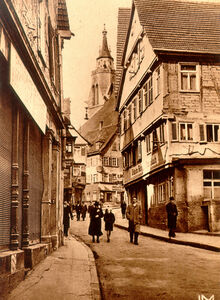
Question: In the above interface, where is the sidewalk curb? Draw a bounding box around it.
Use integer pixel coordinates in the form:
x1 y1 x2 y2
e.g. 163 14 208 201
114 224 220 253
72 235 102 300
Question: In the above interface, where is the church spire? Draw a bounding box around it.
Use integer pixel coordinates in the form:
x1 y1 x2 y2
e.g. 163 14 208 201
98 24 112 59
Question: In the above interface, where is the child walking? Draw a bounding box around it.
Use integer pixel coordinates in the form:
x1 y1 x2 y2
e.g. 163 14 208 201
104 208 115 242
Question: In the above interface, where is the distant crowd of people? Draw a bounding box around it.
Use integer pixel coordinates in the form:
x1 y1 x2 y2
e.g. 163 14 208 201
63 195 178 244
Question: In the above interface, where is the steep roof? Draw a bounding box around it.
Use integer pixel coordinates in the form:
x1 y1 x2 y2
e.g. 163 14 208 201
115 8 131 98
134 0 220 54
98 27 113 59
57 0 70 32
79 96 118 154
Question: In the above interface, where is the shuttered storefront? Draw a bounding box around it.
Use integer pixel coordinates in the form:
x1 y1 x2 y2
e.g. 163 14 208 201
0 93 12 249
18 112 24 248
28 122 43 244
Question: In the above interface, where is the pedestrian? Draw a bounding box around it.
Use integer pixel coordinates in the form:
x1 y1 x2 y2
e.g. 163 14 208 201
126 196 142 245
63 200 73 237
166 196 178 238
104 208 115 242
81 203 87 221
75 202 82 221
88 201 93 217
121 200 127 219
88 201 103 243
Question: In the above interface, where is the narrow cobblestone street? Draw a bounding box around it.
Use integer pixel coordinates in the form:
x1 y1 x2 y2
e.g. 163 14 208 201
70 212 220 300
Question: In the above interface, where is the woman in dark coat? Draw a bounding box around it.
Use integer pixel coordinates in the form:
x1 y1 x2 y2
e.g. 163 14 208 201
104 208 115 242
63 201 73 237
88 201 103 243
166 196 178 238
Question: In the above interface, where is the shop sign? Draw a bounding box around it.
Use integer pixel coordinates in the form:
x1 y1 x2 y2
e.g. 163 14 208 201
10 45 46 133
131 163 143 177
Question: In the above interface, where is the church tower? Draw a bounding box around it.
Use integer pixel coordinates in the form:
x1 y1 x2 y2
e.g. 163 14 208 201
86 25 115 119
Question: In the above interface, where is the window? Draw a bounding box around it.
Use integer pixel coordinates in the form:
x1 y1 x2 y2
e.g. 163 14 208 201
203 170 220 199
152 130 158 151
158 183 166 203
81 146 86 156
112 174 117 182
103 173 108 182
171 122 178 141
93 174 97 183
179 123 193 141
123 110 127 131
199 124 219 142
138 90 143 114
146 134 151 153
180 64 199 91
133 98 137 121
207 124 219 142
128 105 132 127
138 140 142 162
93 191 97 201
66 143 72 153
111 158 118 167
156 67 160 96
144 76 153 107
73 166 80 176
103 157 109 166
159 123 165 144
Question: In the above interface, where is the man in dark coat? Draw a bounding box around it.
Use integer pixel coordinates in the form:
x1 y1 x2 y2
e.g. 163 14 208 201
81 203 87 221
104 208 115 242
75 202 82 221
88 201 103 243
126 197 142 245
63 201 73 237
121 200 127 219
166 196 178 238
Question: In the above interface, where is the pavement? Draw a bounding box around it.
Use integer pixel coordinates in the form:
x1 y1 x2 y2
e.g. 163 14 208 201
7 236 101 300
6 207 220 300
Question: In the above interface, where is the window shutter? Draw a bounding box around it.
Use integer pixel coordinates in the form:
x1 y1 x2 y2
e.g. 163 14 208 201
171 123 177 141
199 124 205 142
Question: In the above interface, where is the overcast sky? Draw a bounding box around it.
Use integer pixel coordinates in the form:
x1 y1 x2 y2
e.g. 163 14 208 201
63 0 132 129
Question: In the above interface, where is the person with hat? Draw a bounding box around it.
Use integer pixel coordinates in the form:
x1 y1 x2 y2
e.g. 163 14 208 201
88 201 103 243
126 196 142 245
166 196 178 238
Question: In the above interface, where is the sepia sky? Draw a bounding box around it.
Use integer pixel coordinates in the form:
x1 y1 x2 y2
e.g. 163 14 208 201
63 0 132 130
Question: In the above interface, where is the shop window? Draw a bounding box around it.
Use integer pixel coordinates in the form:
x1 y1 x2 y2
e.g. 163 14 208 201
203 170 220 199
158 183 166 203
179 63 199 91
179 123 193 141
93 191 97 201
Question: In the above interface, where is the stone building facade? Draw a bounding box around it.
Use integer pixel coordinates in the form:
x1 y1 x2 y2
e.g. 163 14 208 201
117 0 220 232
0 0 71 295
